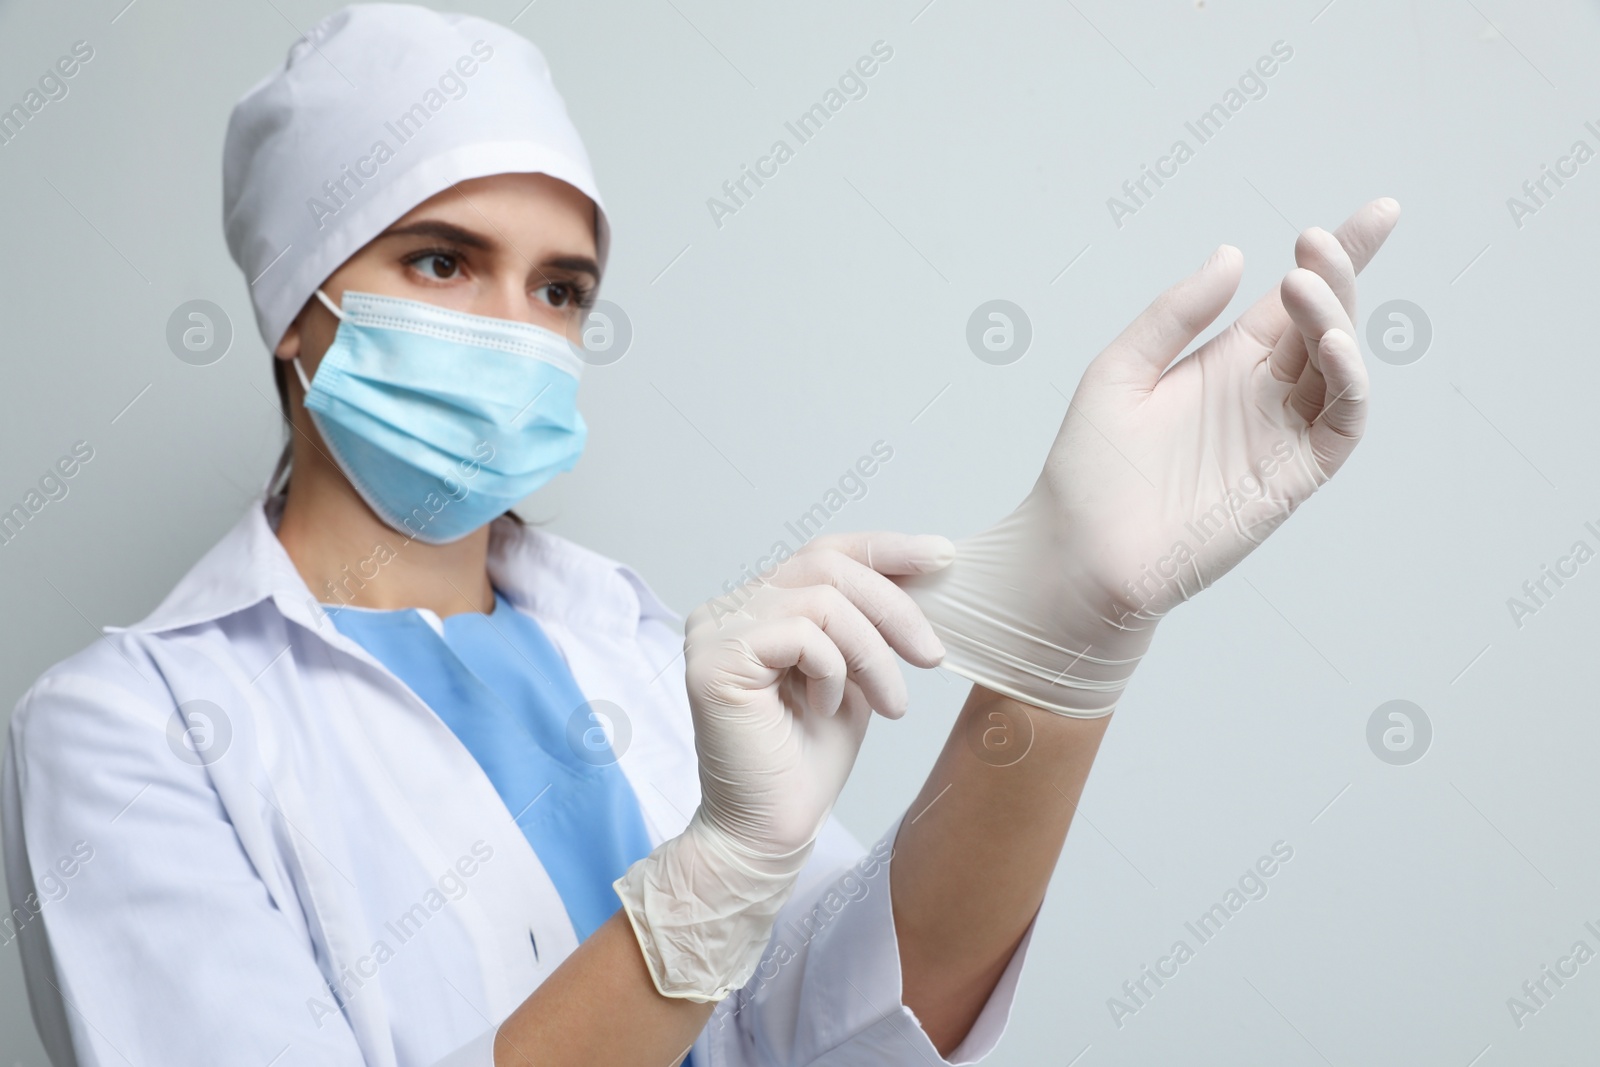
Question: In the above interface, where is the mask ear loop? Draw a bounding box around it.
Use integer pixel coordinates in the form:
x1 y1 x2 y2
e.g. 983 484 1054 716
313 287 348 322
293 288 348 394
274 288 347 500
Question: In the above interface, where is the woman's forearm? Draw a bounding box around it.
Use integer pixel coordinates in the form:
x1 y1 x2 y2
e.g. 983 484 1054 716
891 685 1111 1055
494 910 712 1066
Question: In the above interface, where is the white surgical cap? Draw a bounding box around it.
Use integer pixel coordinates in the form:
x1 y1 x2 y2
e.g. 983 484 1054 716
222 2 609 353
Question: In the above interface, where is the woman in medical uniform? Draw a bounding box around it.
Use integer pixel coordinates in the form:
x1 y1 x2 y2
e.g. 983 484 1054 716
2 5 1399 1066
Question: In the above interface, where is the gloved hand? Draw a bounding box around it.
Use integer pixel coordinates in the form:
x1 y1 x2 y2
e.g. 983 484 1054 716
899 198 1401 717
615 532 953 1001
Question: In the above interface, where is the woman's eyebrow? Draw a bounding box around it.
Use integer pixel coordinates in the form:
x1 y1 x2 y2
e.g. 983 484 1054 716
541 254 599 280
379 222 598 279
379 220 493 250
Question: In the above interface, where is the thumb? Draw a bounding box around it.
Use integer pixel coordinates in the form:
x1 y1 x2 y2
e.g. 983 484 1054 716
1096 244 1244 387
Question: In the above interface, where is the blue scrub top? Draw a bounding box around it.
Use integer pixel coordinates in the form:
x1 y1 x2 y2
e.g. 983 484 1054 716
325 588 655 944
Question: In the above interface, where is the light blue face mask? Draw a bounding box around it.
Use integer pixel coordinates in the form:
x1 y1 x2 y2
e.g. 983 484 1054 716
292 288 588 545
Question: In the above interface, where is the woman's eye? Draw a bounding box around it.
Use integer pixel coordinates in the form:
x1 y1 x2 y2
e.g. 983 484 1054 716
537 281 595 310
535 283 571 308
411 252 460 281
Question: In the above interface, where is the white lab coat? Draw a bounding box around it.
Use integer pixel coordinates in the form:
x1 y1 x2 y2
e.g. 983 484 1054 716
2 490 1032 1066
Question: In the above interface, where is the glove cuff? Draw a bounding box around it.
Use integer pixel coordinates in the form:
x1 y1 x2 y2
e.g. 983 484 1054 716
900 493 1159 716
614 808 812 1003
933 626 1149 716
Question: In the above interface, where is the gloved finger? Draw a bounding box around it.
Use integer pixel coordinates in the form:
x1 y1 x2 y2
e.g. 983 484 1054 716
1281 268 1356 423
800 531 956 576
1331 196 1402 275
1306 327 1369 479
770 548 945 667
1296 226 1358 317
755 584 910 718
1266 227 1356 384
1265 316 1309 385
684 595 756 643
1289 351 1328 425
1275 269 1325 415
1236 197 1401 355
1096 244 1244 388
736 615 849 717
838 678 877 727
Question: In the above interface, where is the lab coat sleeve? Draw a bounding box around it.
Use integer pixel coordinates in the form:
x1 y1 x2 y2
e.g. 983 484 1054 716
430 1028 498 1067
705 814 1036 1066
0 644 378 1067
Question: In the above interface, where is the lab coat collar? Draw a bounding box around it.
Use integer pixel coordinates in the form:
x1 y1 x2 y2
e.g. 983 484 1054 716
110 490 681 638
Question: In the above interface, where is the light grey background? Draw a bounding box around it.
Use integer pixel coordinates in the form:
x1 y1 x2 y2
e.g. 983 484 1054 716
3 0 1599 1063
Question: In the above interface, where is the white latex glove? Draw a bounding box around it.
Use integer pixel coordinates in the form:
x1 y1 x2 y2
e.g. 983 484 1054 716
615 532 953 1001
899 198 1401 716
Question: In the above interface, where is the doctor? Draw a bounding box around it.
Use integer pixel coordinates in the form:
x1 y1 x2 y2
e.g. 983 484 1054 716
2 4 1398 1066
